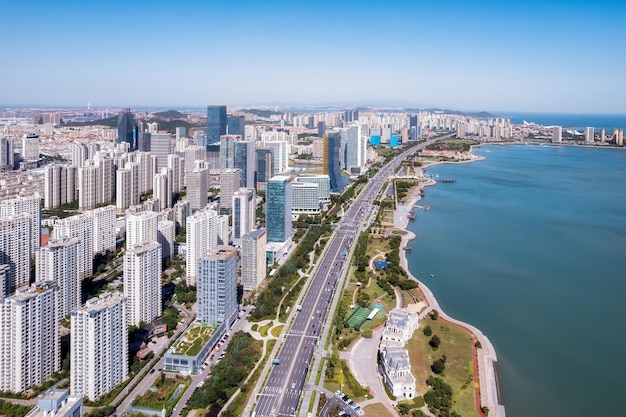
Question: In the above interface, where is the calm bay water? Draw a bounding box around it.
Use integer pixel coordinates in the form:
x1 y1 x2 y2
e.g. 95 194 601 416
406 144 626 417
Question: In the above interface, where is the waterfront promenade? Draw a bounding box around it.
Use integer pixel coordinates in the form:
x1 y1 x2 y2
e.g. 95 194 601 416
396 189 506 417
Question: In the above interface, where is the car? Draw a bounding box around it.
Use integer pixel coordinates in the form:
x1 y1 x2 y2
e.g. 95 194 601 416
149 369 156 374
291 383 296 389
348 400 357 408
342 395 349 402
356 408 364 415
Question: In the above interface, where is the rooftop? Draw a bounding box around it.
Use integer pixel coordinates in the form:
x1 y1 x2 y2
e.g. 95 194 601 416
170 323 216 357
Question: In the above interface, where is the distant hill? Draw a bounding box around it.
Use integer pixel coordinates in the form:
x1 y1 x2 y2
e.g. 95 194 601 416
240 109 283 118
153 110 188 119
66 116 118 128
65 116 202 134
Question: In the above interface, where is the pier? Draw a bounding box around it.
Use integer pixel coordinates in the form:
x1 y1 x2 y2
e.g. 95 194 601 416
407 212 417 219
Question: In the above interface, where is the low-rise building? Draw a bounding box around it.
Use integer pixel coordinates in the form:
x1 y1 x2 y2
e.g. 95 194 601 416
378 345 416 400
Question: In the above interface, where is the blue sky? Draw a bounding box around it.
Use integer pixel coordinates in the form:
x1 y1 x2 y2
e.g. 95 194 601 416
1 0 625 112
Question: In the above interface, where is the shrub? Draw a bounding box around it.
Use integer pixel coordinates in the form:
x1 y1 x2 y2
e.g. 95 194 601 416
423 325 432 336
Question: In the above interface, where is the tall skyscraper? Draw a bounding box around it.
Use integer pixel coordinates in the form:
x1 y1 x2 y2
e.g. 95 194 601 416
0 193 41 254
36 237 79 318
254 148 274 191
0 281 60 393
232 188 256 246
206 106 227 145
219 168 241 215
150 133 173 172
241 229 266 290
186 164 209 212
323 133 346 193
263 141 289 174
197 246 238 326
123 241 162 326
0 214 31 295
53 214 93 280
234 141 255 188
585 127 594 143
266 176 292 243
117 109 136 151
0 138 13 171
343 125 364 174
126 211 159 249
227 115 245 136
317 121 326 138
219 134 240 170
71 292 128 401
552 126 562 143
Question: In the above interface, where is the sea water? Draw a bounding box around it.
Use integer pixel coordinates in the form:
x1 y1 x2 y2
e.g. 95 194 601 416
406 144 626 417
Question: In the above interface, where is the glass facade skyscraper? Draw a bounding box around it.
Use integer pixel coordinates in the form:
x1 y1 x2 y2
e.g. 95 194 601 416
227 115 245 136
266 176 292 243
234 141 255 188
117 109 137 150
254 148 274 191
323 133 346 193
206 106 227 145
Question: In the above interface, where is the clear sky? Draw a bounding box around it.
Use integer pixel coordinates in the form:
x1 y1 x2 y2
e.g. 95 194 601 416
1 0 625 113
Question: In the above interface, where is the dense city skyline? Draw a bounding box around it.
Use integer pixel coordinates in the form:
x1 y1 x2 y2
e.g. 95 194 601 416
2 0 625 113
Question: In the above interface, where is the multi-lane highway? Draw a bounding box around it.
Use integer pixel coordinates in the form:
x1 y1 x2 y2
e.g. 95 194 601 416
253 138 440 417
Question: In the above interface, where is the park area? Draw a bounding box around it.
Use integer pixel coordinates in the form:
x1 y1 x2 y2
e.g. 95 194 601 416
170 324 215 356
406 315 480 417
132 374 189 412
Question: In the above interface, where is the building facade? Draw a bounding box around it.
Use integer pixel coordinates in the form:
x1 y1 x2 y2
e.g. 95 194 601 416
241 229 266 290
197 246 238 326
123 242 162 326
266 176 292 243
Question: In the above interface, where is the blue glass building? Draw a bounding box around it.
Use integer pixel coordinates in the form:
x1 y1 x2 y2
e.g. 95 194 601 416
255 148 274 190
324 133 346 193
227 115 245 136
266 176 292 243
370 135 381 146
117 108 137 150
206 106 227 145
234 141 255 188
390 135 399 148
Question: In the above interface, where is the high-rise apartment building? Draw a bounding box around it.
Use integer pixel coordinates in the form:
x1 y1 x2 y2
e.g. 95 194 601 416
71 142 89 168
0 214 32 295
53 214 93 280
86 205 116 255
219 168 241 215
232 188 256 246
153 168 170 212
186 163 209 212
71 292 128 402
585 127 594 143
0 281 59 393
342 125 365 174
266 176 292 243
185 209 219 286
241 229 266 290
552 126 562 143
234 141 255 188
206 106 227 145
197 246 238 326
44 164 77 209
123 242 162 326
125 211 159 249
117 109 136 151
0 193 41 254
183 145 207 176
36 238 79 318
157 220 175 261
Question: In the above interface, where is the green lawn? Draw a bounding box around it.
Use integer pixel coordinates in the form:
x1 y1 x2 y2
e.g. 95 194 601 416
171 324 215 356
133 375 189 410
406 317 480 417
363 402 394 417
270 325 283 337
259 322 272 337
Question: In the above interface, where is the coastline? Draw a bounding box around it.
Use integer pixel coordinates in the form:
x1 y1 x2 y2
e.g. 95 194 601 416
394 157 506 417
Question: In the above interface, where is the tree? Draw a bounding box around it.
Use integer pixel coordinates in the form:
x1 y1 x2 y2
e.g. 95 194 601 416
423 325 432 336
430 310 439 320
363 329 373 338
413 410 429 417
431 358 445 374
429 335 441 349
397 403 411 415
